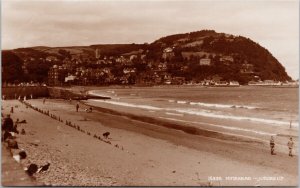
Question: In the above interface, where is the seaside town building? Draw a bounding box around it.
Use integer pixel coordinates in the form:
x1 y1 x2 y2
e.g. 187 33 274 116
48 65 67 86
162 47 175 60
199 58 211 66
240 63 254 74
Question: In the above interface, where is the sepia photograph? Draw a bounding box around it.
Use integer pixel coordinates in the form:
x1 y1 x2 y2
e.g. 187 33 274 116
1 0 299 186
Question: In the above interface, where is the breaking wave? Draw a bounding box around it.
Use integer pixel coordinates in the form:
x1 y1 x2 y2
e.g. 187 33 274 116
92 100 162 111
174 108 293 126
90 99 295 126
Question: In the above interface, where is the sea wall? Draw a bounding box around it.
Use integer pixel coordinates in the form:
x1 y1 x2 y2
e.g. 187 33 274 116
47 87 110 100
47 87 76 99
2 86 49 99
2 86 111 100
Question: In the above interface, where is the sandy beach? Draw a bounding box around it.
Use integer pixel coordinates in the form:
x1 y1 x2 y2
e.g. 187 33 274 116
1 98 298 186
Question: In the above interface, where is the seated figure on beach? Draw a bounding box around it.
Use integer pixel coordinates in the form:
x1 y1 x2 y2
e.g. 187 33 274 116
2 114 14 132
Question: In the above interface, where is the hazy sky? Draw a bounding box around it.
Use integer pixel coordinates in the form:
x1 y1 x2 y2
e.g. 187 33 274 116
2 0 299 79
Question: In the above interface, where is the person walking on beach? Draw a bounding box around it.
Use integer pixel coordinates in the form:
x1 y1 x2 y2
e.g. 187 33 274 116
10 107 14 114
76 103 79 112
287 137 294 157
270 136 275 155
43 98 46 104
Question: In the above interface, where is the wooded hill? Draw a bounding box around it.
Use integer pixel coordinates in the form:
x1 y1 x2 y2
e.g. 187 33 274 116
2 30 291 85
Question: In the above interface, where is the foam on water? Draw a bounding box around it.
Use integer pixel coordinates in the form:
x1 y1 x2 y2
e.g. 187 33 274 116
174 108 293 126
90 99 296 127
186 101 257 109
177 100 188 104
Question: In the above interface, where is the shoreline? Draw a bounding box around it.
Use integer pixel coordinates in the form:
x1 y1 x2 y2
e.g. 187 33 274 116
80 100 265 144
2 99 298 186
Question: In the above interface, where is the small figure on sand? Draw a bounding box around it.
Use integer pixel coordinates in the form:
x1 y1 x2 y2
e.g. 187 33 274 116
85 107 93 113
43 98 46 104
270 136 275 155
15 118 19 125
287 137 294 157
10 107 14 114
76 103 79 112
30 94 33 99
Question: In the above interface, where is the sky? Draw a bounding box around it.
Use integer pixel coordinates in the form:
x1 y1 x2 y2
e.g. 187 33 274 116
2 0 299 79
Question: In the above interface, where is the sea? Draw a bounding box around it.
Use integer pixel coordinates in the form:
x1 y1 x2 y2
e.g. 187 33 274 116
87 86 298 139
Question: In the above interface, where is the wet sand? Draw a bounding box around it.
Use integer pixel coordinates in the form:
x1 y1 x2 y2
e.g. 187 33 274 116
2 99 298 186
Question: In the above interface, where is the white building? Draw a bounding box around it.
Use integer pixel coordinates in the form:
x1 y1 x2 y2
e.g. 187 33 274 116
199 58 211 66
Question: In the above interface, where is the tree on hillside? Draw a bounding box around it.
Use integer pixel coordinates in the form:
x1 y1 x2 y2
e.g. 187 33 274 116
58 49 71 59
2 51 24 84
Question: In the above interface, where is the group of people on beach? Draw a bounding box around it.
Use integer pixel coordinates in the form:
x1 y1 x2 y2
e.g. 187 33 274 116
270 136 294 157
2 94 35 101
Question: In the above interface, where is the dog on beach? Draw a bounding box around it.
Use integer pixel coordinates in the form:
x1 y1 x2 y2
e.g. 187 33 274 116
26 164 38 176
37 162 51 173
19 120 27 124
103 132 110 139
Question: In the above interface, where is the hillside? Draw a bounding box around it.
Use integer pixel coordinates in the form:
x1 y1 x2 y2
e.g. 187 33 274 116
2 30 292 85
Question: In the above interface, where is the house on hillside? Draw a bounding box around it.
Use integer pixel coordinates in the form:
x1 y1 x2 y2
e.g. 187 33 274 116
240 63 254 73
162 47 175 60
199 58 211 66
172 77 186 85
46 56 58 62
65 75 76 84
220 56 234 65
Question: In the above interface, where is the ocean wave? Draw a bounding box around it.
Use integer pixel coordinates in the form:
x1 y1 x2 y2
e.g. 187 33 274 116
91 100 162 111
177 100 188 104
159 117 276 136
174 108 293 126
165 112 184 116
90 99 296 126
187 101 257 109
